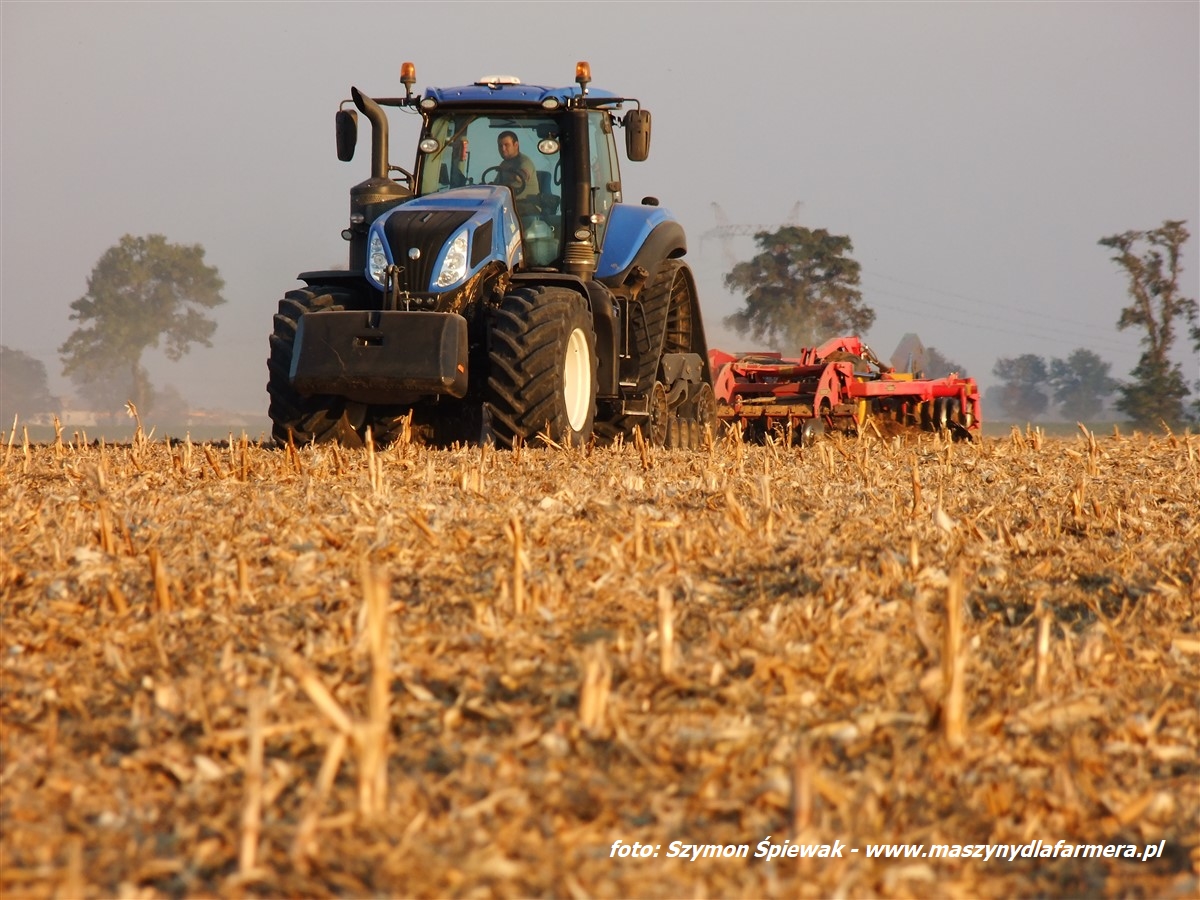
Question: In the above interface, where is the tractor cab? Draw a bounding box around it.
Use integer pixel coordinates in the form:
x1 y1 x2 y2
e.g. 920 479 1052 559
416 111 573 266
408 65 638 272
333 62 651 282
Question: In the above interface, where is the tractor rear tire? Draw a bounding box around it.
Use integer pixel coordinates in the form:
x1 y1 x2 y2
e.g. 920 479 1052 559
485 286 597 448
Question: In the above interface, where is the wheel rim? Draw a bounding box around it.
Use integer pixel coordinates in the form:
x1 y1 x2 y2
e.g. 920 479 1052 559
802 417 825 446
647 382 669 445
694 384 716 427
563 326 592 432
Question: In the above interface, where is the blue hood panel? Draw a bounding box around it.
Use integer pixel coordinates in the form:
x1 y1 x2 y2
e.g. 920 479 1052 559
366 185 523 292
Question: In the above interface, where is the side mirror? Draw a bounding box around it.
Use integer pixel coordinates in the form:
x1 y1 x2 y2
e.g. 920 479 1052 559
335 109 358 162
623 109 651 162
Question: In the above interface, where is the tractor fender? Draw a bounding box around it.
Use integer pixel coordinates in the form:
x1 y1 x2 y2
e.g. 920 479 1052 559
596 206 687 288
297 269 372 296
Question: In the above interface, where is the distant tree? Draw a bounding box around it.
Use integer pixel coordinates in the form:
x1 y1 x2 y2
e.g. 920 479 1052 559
723 226 874 352
72 367 139 421
923 346 968 378
1193 320 1200 422
69 370 185 425
1099 220 1197 427
1047 348 1119 421
992 354 1050 421
59 234 225 415
0 346 59 423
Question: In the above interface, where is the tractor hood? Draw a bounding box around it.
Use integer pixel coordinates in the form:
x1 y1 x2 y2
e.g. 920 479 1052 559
364 185 522 295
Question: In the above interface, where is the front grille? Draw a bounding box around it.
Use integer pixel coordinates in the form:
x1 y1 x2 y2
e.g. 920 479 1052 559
383 209 474 293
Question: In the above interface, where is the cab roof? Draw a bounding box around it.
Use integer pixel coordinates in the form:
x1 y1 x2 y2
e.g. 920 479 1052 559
422 81 621 106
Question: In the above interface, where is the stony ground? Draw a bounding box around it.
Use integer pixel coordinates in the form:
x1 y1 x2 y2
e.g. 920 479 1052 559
1 425 1197 898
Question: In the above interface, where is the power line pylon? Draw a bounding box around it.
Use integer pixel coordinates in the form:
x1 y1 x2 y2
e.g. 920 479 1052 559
701 202 804 269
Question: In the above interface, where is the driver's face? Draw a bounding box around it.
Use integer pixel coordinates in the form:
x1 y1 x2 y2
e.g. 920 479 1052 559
498 136 518 159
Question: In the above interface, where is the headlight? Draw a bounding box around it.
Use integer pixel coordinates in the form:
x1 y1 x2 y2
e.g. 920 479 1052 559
435 230 469 288
368 231 389 284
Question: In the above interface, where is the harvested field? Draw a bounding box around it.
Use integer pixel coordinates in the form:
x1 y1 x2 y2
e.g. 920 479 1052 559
1 425 1197 899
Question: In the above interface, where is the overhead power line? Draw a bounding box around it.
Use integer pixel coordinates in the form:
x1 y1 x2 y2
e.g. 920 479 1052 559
865 293 1138 358
860 281 1139 357
702 206 1134 352
701 202 804 268
860 269 1131 341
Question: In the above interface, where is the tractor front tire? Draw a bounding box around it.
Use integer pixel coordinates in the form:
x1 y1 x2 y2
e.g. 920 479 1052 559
267 286 368 447
485 286 597 448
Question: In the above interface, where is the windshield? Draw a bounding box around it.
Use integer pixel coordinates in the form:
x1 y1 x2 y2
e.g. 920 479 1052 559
418 114 560 203
418 113 563 265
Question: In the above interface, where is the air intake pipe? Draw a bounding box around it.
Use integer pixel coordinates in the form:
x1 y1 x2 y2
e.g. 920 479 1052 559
352 87 389 181
345 87 410 273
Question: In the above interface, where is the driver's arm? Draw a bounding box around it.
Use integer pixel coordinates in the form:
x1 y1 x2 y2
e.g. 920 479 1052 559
519 157 538 198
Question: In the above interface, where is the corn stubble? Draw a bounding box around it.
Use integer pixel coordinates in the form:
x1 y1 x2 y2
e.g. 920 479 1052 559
0 424 1197 898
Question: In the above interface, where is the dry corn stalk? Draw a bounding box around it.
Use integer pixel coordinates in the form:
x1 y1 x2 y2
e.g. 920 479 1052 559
942 564 967 747
658 585 675 677
1035 606 1052 696
359 560 390 818
506 516 526 615
578 642 611 736
239 689 265 875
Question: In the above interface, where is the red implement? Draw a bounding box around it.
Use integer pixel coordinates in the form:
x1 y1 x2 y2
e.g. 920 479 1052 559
710 336 981 442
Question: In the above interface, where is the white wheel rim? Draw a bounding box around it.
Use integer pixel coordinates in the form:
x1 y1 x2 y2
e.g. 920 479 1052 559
563 326 591 431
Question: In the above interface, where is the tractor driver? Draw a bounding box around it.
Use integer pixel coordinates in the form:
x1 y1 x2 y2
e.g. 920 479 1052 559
496 131 539 208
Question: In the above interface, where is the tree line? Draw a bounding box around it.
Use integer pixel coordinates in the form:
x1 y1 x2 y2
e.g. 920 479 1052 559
989 349 1119 422
1 222 1196 429
720 219 1197 428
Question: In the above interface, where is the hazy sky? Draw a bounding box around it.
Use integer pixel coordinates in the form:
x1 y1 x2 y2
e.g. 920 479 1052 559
3 1 1198 420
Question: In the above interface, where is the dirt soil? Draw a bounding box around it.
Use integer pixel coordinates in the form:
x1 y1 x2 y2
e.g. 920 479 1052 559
1 426 1197 898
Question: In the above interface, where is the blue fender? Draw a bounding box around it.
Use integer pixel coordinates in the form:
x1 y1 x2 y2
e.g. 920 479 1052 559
596 203 687 284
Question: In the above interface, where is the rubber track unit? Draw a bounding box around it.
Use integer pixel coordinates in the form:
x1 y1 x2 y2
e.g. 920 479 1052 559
595 259 695 441
484 285 597 448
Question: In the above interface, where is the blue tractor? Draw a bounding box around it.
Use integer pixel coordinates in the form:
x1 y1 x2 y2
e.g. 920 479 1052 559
268 62 714 448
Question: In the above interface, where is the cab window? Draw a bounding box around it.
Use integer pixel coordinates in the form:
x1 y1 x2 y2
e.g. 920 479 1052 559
588 112 621 248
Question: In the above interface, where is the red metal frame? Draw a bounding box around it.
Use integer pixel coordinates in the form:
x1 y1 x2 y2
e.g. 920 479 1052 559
709 337 981 437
